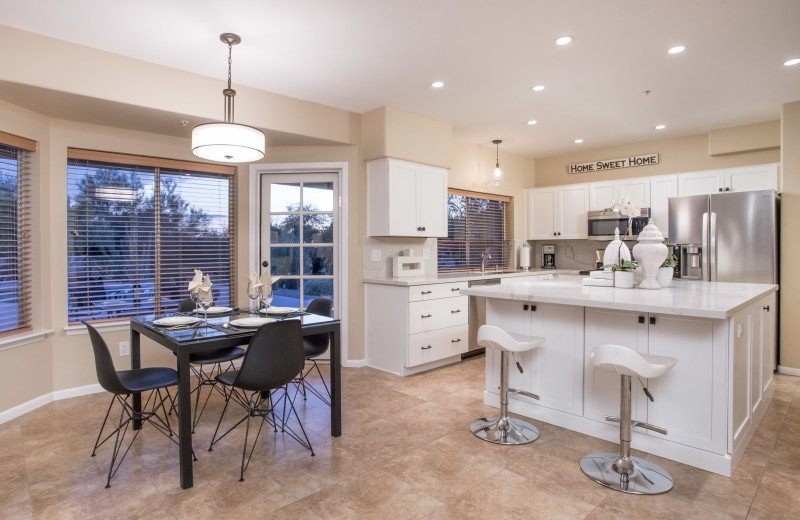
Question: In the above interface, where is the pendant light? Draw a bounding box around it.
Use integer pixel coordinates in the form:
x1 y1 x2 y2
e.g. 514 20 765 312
192 33 266 163
489 139 506 186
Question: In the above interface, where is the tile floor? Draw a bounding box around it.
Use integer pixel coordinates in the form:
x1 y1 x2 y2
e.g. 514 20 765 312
1 355 799 519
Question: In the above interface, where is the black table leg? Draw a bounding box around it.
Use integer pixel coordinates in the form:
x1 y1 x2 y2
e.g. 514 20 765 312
131 329 142 430
176 349 193 489
330 328 341 437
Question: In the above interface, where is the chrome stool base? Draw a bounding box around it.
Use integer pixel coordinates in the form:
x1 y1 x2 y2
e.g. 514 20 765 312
580 452 673 495
470 415 539 445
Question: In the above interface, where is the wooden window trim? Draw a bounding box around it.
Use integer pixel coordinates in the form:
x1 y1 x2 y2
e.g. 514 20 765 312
67 148 235 176
448 188 511 203
0 130 37 152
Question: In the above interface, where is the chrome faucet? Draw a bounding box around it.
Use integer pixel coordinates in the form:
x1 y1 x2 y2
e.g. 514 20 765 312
481 250 492 273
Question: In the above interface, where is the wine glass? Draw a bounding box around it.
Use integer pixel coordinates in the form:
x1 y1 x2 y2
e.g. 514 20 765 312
261 284 274 314
189 289 200 314
247 281 261 314
198 289 213 325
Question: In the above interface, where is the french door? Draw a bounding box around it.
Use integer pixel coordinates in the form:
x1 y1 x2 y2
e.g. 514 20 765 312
259 173 338 314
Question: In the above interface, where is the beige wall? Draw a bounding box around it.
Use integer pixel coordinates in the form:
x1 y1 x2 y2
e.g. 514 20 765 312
780 102 800 370
450 139 535 241
535 132 780 188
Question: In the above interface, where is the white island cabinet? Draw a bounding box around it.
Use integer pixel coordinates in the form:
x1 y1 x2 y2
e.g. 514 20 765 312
462 277 777 476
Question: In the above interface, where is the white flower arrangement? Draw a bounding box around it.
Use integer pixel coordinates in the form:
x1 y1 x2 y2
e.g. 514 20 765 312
603 197 640 271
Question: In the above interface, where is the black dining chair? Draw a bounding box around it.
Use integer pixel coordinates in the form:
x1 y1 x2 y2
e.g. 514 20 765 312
83 321 181 488
208 319 314 481
176 298 246 432
295 298 333 406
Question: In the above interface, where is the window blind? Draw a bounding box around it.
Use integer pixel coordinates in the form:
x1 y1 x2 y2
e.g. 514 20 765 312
438 189 512 273
0 139 33 336
67 150 235 323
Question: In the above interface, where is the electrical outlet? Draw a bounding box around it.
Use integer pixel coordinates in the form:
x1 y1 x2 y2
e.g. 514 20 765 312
119 341 130 357
371 249 382 262
423 248 430 259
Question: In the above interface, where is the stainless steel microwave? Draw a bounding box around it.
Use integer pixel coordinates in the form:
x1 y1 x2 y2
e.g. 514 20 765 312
587 208 650 241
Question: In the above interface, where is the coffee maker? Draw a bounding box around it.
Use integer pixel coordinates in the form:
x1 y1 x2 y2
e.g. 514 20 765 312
542 244 556 269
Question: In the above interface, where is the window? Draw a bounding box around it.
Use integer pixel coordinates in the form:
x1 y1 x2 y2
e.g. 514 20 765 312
0 131 34 336
438 189 512 272
67 149 235 323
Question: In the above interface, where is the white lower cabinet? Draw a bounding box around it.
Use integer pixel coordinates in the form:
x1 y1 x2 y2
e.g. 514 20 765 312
486 299 584 415
365 281 468 376
584 308 727 454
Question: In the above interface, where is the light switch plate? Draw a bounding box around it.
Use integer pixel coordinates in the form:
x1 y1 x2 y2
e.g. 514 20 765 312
371 249 381 262
423 248 430 259
119 341 130 357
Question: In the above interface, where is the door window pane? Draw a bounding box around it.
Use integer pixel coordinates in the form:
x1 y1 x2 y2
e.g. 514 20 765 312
270 215 300 243
304 246 334 275
305 279 333 308
303 214 333 243
270 246 300 275
270 182 300 211
303 182 334 211
271 278 300 308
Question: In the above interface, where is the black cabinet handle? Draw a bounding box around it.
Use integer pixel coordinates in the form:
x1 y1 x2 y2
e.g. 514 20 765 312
557 232 562 236
725 187 731 191
451 338 462 343
451 288 460 292
764 305 771 312
421 290 432 295
650 316 656 325
451 309 461 314
530 305 537 312
421 314 432 319
523 304 529 311
638 316 645 324
421 345 432 350
718 188 723 192
421 226 426 231
553 232 557 236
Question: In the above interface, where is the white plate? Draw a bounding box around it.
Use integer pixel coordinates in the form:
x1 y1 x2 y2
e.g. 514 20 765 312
230 317 276 328
192 306 233 315
153 316 201 326
260 306 300 315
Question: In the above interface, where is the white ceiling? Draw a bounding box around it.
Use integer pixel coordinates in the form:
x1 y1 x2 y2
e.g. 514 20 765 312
1 0 799 158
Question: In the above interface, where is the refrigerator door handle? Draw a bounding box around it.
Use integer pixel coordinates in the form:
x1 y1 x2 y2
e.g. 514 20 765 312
709 212 717 282
702 212 709 282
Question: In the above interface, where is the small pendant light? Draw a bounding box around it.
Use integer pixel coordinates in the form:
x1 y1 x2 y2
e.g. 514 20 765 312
192 33 266 163
489 139 506 186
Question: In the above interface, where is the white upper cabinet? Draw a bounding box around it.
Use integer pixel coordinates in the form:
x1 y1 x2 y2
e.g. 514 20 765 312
367 158 448 237
677 164 779 196
526 185 588 240
589 177 650 211
650 175 678 237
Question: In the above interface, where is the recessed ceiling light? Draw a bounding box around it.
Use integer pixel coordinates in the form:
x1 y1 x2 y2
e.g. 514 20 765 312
527 120 538 125
555 36 574 46
655 124 667 130
531 85 545 92
431 81 444 88
784 58 800 66
668 45 686 54
574 139 583 144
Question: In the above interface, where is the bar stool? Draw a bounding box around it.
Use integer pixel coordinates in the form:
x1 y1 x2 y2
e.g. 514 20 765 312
470 325 544 445
580 344 677 494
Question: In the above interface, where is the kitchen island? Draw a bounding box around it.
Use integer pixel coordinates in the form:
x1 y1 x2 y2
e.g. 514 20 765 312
460 276 777 476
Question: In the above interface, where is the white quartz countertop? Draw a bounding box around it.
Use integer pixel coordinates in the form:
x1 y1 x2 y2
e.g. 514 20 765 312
363 269 578 286
459 276 777 319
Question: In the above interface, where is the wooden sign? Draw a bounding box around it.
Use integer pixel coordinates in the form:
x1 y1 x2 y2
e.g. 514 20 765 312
568 154 659 174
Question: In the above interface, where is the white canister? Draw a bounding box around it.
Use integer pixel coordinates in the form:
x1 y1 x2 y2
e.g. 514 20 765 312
632 219 668 290
519 243 531 270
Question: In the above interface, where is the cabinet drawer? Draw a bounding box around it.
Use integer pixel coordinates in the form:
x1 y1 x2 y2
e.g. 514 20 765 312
409 296 468 333
407 325 469 367
409 282 466 302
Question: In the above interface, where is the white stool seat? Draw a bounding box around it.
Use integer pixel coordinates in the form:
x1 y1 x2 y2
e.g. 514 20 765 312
591 344 676 379
477 325 544 353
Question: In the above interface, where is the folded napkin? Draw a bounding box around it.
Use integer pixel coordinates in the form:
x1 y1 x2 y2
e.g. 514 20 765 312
247 272 264 292
187 269 203 292
582 277 614 287
259 271 281 295
198 274 213 302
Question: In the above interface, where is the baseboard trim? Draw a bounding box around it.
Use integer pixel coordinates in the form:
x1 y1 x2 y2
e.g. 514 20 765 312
777 365 800 377
0 383 104 425
344 359 367 368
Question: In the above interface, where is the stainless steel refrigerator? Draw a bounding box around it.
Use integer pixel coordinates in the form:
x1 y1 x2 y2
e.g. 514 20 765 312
668 190 778 284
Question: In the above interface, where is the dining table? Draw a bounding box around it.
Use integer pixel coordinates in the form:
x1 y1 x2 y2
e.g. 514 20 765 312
129 309 341 490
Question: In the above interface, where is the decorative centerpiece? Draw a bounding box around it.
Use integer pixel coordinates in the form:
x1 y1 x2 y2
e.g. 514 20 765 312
632 219 668 290
602 198 639 288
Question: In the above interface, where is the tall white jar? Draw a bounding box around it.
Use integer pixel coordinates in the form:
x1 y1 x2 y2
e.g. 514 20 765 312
632 219 668 290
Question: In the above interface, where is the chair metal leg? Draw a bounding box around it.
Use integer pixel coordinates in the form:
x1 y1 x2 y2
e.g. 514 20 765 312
470 350 539 445
580 374 674 494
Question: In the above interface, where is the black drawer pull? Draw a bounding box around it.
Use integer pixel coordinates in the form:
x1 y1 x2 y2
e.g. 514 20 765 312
421 290 432 295
421 314 432 319
451 288 460 291
451 309 461 314
421 345 432 350
451 338 461 343
530 305 536 312
523 304 529 311
638 316 645 324
763 305 771 312
650 316 656 325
